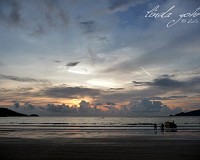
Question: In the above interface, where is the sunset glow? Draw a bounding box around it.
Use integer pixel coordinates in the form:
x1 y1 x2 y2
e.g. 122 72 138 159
0 0 200 116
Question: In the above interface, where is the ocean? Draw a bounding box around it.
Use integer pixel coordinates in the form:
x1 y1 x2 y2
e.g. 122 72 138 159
0 116 199 139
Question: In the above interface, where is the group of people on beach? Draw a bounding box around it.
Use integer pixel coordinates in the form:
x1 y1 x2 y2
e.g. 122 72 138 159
154 123 165 132
154 121 178 134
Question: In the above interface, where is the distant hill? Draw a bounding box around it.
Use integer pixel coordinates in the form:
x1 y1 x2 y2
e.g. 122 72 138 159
29 114 39 117
0 108 28 117
175 109 200 116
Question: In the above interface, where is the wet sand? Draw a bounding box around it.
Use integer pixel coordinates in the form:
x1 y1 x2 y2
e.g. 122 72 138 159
0 136 199 160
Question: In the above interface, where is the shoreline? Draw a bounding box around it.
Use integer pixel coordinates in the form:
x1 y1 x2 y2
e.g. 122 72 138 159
0 136 200 160
1 128 200 140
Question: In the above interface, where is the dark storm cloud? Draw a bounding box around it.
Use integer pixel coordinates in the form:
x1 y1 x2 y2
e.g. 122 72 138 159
0 0 21 26
0 74 48 83
133 76 200 93
43 86 101 98
151 77 200 91
65 61 80 67
152 78 185 88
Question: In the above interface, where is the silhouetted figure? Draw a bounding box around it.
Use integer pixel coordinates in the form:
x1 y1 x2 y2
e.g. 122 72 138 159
161 123 164 132
154 123 157 134
154 124 157 130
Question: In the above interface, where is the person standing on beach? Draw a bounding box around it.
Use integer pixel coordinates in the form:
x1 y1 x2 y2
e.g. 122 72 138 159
154 124 157 134
161 123 164 132
154 124 157 130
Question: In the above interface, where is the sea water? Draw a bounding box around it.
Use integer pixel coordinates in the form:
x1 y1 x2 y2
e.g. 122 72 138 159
0 116 199 139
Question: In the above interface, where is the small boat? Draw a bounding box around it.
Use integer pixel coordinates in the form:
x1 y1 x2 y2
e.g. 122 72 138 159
164 121 177 128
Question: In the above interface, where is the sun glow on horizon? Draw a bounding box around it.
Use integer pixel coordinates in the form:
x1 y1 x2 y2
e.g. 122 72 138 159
87 79 122 88
67 67 90 75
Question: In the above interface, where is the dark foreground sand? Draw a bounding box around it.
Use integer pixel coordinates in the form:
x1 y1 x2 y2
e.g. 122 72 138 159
0 137 199 160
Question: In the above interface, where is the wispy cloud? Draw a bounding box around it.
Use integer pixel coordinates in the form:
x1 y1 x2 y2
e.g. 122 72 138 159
54 60 61 63
0 0 69 35
108 0 149 13
147 96 188 101
30 25 45 37
79 20 97 33
108 88 124 91
140 66 152 78
0 74 49 83
100 87 164 103
0 0 22 26
65 61 80 68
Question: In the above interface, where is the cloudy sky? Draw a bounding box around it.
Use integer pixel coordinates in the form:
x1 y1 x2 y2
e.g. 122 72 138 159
0 0 200 116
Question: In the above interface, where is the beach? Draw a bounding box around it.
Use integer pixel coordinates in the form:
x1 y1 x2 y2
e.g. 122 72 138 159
0 117 199 160
0 136 200 160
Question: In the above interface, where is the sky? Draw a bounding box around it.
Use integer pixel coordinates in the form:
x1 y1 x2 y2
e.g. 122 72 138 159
0 0 200 116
